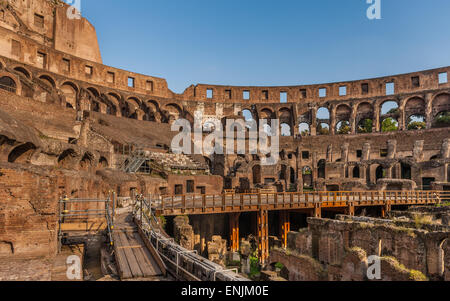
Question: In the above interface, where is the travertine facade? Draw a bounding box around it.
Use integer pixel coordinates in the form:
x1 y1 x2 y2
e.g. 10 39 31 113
0 0 449 280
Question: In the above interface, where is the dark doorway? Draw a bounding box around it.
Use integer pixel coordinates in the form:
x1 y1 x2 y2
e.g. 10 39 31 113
318 159 326 179
252 165 261 184
175 185 183 195
422 178 435 191
353 166 360 178
376 166 384 181
401 163 412 180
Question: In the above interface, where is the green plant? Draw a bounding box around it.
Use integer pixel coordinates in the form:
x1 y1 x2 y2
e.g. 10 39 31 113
408 121 426 130
381 117 399 132
413 215 433 229
159 215 167 230
274 262 284 270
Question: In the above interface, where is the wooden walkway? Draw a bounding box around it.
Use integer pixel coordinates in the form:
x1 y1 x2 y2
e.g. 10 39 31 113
153 190 447 216
113 214 163 280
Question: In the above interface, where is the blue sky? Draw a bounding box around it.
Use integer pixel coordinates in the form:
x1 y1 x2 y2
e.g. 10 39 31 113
82 0 450 94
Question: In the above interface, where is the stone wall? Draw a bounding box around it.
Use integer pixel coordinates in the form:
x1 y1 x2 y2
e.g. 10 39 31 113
274 215 450 281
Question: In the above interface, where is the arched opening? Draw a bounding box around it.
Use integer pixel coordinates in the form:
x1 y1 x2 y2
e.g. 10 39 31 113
58 149 77 169
316 107 330 135
279 165 287 181
60 82 78 110
407 114 426 131
162 104 182 124
298 122 310 136
242 109 253 122
376 166 384 181
405 97 426 129
87 87 100 98
353 166 360 178
0 76 17 93
302 166 313 189
336 120 351 135
356 102 374 133
380 101 399 132
317 123 330 135
381 117 399 132
290 167 296 184
13 67 31 79
8 143 36 163
432 94 450 128
98 156 108 168
79 152 93 170
253 165 262 184
357 118 373 133
92 101 100 113
279 108 293 131
317 107 330 120
39 75 56 89
281 123 291 136
318 159 326 179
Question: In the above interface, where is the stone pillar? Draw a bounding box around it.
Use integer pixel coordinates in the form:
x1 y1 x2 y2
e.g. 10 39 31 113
326 145 333 163
310 106 317 136
330 105 337 135
78 119 90 148
413 140 425 162
341 143 349 163
398 100 406 131
387 140 397 160
136 109 145 121
374 105 381 132
99 103 107 114
441 139 450 159
425 93 433 129
362 143 371 161
350 105 357 134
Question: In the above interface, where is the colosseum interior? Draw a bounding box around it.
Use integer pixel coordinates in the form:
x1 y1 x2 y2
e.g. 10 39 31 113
0 0 449 282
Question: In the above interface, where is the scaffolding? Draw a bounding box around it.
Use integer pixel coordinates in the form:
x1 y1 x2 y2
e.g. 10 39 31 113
57 194 116 252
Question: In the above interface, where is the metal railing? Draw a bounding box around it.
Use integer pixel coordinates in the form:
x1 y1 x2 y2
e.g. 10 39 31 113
0 83 16 93
133 195 246 281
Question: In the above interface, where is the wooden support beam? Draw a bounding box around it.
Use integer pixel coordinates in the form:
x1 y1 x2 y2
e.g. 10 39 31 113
280 211 290 249
347 202 355 216
229 213 240 252
314 203 322 218
258 208 269 265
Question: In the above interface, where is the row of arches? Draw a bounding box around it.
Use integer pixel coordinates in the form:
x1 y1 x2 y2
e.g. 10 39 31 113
298 95 450 136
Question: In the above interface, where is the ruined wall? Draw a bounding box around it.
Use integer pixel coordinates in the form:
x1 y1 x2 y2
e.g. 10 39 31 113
0 0 102 63
281 215 449 281
0 162 110 259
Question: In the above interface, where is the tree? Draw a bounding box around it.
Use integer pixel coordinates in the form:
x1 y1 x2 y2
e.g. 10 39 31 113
408 121 426 130
317 123 329 135
337 121 351 135
381 117 398 132
435 112 450 127
357 119 373 133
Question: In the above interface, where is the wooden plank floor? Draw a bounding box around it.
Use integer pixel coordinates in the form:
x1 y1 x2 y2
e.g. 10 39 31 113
113 214 162 280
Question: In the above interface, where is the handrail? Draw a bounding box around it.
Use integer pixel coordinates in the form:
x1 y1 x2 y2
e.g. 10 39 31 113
150 190 444 214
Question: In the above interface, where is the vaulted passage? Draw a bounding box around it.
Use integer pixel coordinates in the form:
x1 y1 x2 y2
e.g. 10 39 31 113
8 143 36 163
0 76 16 93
